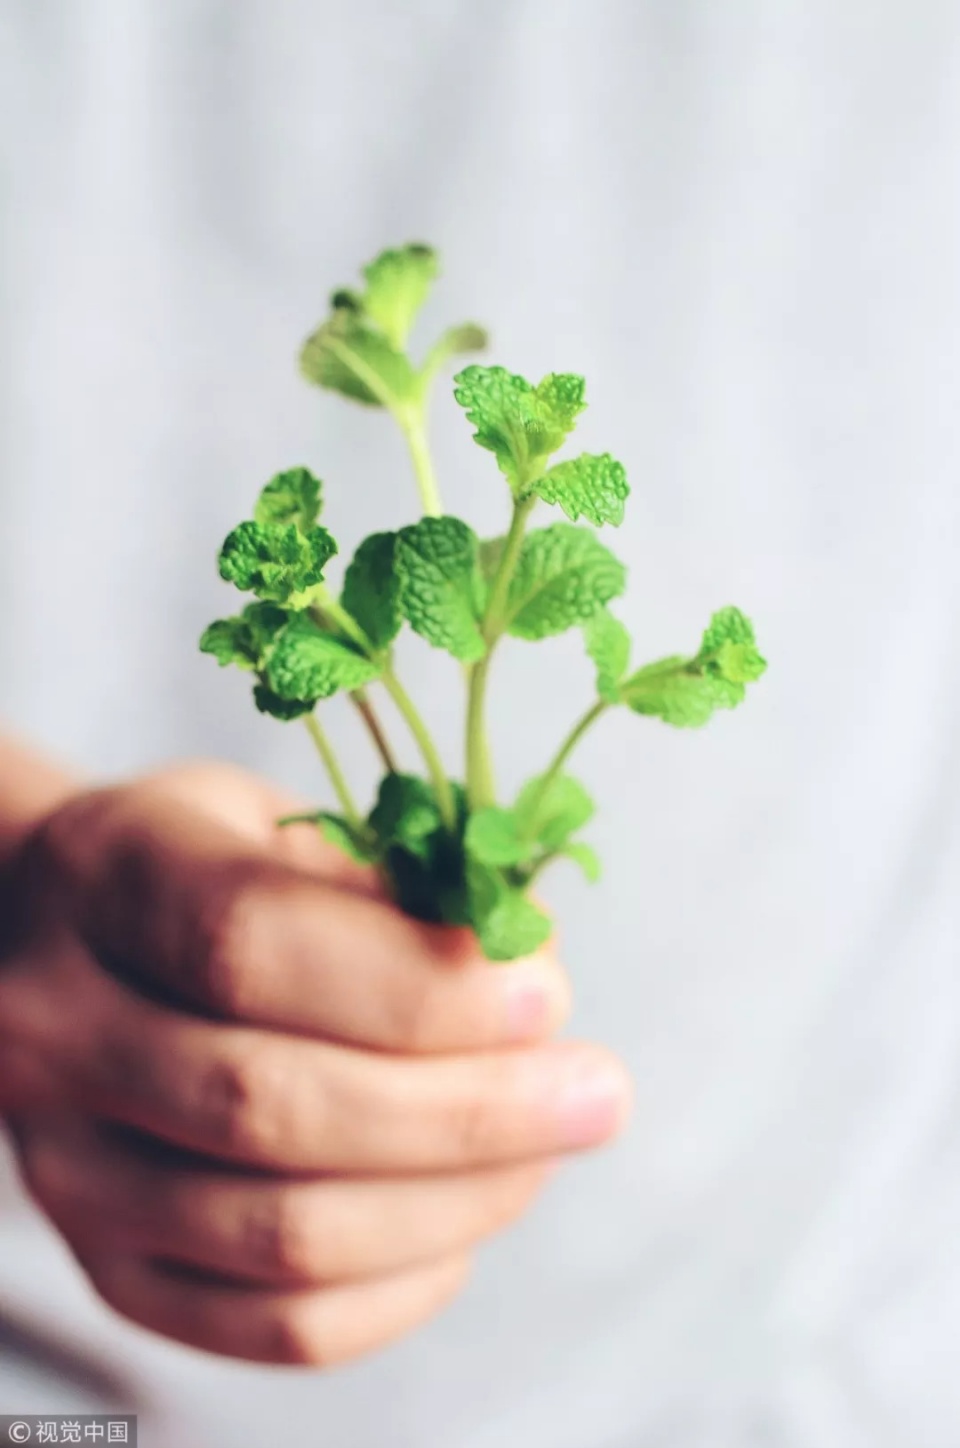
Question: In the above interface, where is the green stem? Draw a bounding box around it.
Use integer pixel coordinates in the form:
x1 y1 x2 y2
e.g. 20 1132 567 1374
349 688 399 773
303 712 363 829
308 586 455 830
521 852 554 887
320 337 442 517
520 699 609 836
482 496 535 642
465 654 496 807
396 406 443 517
465 495 537 809
307 589 370 651
379 666 458 831
321 335 398 411
307 598 399 767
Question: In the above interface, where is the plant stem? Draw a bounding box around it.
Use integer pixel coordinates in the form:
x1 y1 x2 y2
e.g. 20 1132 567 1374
379 666 458 831
520 699 609 835
321 337 442 518
465 495 536 809
303 712 363 828
308 595 401 769
307 591 370 651
396 405 443 517
465 654 496 807
482 496 535 642
349 689 399 773
308 586 455 830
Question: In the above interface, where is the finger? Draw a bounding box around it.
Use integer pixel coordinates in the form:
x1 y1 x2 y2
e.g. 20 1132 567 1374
22 1117 557 1287
39 787 572 1050
77 1246 472 1365
71 962 632 1172
128 760 388 888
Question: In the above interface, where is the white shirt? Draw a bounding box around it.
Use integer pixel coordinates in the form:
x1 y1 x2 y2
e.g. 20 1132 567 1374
1 3 959 1444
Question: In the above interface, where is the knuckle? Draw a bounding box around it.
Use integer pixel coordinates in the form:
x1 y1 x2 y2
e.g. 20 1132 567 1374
245 1190 321 1280
443 1052 531 1164
194 1045 298 1162
447 1085 502 1162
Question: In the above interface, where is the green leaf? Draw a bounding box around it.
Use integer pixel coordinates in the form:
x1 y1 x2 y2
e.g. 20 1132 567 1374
464 807 532 868
533 452 629 527
242 602 292 657
341 532 402 651
557 841 602 882
369 773 443 862
200 617 251 668
478 892 552 962
478 535 507 583
384 843 467 926
252 685 314 721
505 523 626 640
218 521 337 604
620 607 767 726
421 322 489 384
318 814 379 863
366 777 471 929
453 365 587 491
275 810 379 864
699 606 768 688
299 304 419 408
395 517 486 662
360 243 438 350
583 609 632 702
254 468 322 531
515 773 595 850
199 602 289 671
265 614 381 702
328 287 363 311
536 372 589 437
384 849 442 922
620 658 726 726
466 861 552 962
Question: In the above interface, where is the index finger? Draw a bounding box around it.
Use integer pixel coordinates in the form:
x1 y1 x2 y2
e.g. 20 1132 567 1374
42 786 572 1052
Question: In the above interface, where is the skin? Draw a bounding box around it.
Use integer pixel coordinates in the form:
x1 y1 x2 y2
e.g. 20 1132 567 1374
0 747 633 1367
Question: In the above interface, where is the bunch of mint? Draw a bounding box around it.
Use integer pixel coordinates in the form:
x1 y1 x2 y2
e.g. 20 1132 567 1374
200 244 766 960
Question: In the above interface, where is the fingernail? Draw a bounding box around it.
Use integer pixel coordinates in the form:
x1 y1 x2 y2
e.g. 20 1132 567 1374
549 1051 631 1148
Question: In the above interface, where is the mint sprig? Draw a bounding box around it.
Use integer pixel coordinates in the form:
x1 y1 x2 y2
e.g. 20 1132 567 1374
200 243 767 961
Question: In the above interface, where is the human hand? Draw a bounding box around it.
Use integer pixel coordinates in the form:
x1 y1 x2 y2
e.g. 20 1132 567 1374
0 761 632 1365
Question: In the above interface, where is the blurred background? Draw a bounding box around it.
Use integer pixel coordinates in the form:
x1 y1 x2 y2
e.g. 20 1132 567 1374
1 2 959 1445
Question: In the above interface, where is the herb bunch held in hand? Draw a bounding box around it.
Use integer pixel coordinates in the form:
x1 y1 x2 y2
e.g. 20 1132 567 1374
200 244 767 960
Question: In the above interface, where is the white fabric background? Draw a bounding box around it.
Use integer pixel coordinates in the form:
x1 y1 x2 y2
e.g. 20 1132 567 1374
1 2 959 1445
